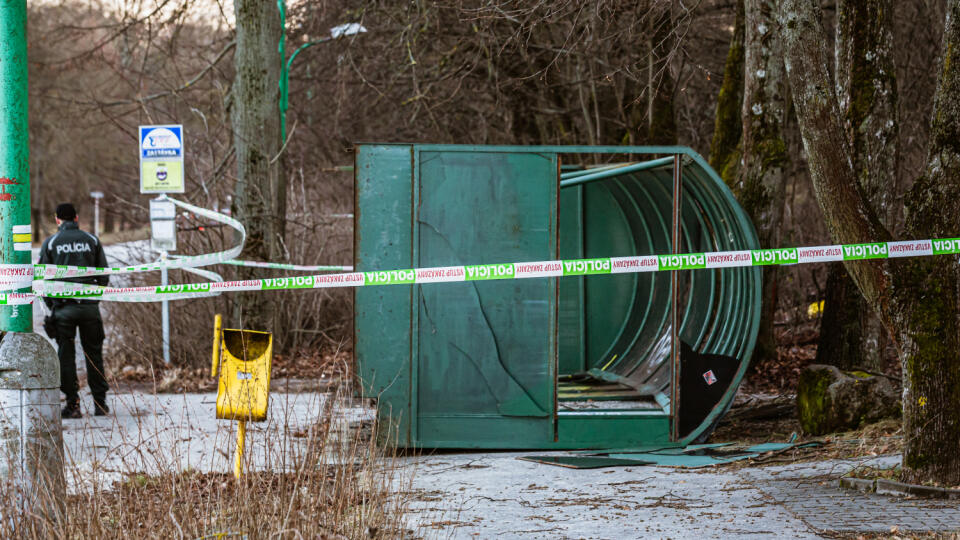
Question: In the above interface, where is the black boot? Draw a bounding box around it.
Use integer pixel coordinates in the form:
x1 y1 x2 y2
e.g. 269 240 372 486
62 400 82 419
93 396 109 416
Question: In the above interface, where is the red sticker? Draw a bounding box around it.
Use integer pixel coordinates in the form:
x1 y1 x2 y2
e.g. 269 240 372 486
703 370 717 386
0 177 19 202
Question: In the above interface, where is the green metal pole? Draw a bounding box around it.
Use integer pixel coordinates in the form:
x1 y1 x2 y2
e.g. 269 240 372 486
280 38 331 137
0 0 32 332
277 0 287 137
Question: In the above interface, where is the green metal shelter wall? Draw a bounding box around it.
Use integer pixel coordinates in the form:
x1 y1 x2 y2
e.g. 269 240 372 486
355 145 762 449
354 144 415 445
414 150 559 446
558 158 761 392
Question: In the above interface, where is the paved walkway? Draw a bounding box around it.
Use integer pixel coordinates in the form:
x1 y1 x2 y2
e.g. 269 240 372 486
750 459 960 534
403 452 959 538
59 391 960 538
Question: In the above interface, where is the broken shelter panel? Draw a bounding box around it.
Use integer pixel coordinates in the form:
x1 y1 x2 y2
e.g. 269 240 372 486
415 149 558 447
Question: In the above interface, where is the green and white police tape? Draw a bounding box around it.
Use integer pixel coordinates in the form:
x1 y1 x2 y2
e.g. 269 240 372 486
0 196 349 302
0 237 954 305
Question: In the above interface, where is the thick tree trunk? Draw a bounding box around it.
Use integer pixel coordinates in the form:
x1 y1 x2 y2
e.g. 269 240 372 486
731 0 790 365
231 0 284 328
709 0 745 177
781 0 960 485
778 0 890 308
817 0 899 372
892 0 960 485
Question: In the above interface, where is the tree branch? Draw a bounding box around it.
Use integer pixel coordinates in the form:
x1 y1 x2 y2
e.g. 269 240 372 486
96 40 236 108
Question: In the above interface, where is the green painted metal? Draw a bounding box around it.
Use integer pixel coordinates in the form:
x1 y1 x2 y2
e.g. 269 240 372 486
354 144 414 445
415 150 557 447
555 155 761 445
277 0 288 137
280 37 332 138
559 157 675 187
0 1 31 332
354 145 760 449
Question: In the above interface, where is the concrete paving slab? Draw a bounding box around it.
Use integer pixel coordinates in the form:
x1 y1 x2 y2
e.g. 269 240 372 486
745 457 960 534
403 451 820 539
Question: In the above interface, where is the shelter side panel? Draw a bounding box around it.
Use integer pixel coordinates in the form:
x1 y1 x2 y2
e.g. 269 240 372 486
354 144 414 445
415 149 558 446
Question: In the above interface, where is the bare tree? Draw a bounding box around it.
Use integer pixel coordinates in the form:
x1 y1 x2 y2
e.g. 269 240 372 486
644 5 678 144
709 0 745 175
781 0 960 484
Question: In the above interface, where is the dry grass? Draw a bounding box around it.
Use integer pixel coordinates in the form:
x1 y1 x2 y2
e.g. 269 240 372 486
113 346 351 395
0 384 415 539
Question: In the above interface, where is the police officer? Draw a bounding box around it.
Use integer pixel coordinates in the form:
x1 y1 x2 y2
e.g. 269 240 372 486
39 203 110 418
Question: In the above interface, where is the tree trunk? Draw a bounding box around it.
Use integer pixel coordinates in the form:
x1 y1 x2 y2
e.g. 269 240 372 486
709 0 745 177
814 266 863 370
731 0 790 365
778 0 890 307
103 205 115 234
231 0 285 329
817 0 899 372
645 7 677 145
781 0 960 485
892 0 960 485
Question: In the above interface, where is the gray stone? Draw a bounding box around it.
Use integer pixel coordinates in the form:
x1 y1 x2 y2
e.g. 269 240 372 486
797 364 900 435
876 478 960 500
0 330 60 389
839 476 876 493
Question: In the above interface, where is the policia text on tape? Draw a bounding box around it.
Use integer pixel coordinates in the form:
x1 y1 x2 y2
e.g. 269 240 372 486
0 237 955 305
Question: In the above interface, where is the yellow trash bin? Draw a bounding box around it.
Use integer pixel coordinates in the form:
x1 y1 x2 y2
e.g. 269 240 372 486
212 314 273 421
211 314 272 478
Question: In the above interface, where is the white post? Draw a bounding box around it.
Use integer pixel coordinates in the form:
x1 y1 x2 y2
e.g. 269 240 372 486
161 250 170 364
90 191 103 238
150 196 175 365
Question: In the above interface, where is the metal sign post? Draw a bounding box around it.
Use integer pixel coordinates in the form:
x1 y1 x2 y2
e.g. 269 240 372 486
141 123 184 365
0 1 65 526
0 0 31 333
150 197 177 364
160 252 170 365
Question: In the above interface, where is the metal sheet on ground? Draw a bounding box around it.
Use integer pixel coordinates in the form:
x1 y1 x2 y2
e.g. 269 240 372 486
517 455 654 469
604 451 757 468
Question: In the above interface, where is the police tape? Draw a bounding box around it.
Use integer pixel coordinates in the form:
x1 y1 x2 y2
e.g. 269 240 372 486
221 260 353 272
0 237 954 305
2 195 349 299
29 196 247 282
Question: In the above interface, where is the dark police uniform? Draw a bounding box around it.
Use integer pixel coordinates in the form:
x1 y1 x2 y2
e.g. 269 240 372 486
38 221 109 413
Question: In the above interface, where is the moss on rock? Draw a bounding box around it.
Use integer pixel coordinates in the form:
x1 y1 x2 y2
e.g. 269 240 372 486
797 364 901 436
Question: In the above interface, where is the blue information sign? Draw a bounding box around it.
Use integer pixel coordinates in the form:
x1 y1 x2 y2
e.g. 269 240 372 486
139 124 185 193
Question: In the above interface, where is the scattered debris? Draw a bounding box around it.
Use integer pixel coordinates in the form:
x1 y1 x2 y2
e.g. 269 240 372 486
521 439 823 469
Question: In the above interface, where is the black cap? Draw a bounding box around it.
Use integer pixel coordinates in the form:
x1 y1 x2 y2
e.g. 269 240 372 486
55 203 77 221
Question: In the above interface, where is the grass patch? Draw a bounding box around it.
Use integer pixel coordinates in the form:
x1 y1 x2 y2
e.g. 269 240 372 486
1 385 415 539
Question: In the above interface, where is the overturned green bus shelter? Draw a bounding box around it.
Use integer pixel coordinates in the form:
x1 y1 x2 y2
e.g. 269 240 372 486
354 144 761 449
